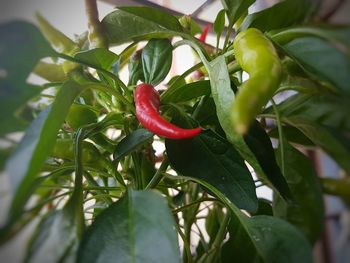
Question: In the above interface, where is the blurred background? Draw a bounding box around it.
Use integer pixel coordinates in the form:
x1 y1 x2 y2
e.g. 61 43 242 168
0 0 350 262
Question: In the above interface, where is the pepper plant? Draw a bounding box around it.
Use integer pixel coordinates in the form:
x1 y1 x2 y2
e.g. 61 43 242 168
1 0 350 262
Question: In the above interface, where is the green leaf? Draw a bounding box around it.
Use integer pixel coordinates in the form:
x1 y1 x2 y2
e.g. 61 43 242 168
240 0 314 32
268 126 314 147
5 81 84 220
170 175 311 263
214 9 226 37
270 26 350 52
204 56 245 148
142 38 173 86
189 19 202 37
77 190 180 263
222 214 312 263
205 206 224 245
202 55 290 200
161 80 211 104
118 43 138 70
113 129 154 162
128 51 144 86
25 205 81 263
193 96 222 129
283 116 350 175
118 6 183 32
166 129 258 213
33 61 67 82
267 93 350 132
281 37 350 94
36 12 78 55
220 0 256 24
252 199 273 216
244 121 292 201
74 48 119 70
274 139 324 243
102 7 184 45
0 21 55 135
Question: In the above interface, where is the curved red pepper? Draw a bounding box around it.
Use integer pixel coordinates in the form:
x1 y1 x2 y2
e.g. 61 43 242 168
134 84 201 139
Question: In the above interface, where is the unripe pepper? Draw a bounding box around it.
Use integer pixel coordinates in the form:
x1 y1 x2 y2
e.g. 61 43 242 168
231 28 282 134
134 83 201 139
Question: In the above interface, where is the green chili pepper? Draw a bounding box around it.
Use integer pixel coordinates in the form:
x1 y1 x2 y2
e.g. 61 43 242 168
231 28 282 134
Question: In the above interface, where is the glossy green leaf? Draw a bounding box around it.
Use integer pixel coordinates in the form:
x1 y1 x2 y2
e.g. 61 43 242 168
274 138 324 243
220 0 256 24
142 38 173 86
5 81 84 220
203 55 290 200
113 129 154 162
161 80 211 103
222 214 312 263
268 93 350 132
77 190 180 263
281 37 350 94
0 21 55 135
102 7 185 45
118 6 183 32
240 0 314 32
244 121 292 201
74 48 119 70
214 9 226 37
166 75 187 93
166 129 258 213
283 116 350 175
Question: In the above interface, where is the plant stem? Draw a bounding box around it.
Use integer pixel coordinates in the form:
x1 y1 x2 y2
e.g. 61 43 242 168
172 198 219 214
223 20 234 51
175 223 193 263
197 212 230 263
131 153 142 189
271 99 285 176
145 157 169 189
84 0 108 48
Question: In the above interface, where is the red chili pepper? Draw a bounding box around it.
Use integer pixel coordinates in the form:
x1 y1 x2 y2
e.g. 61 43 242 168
134 83 201 139
199 24 211 42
